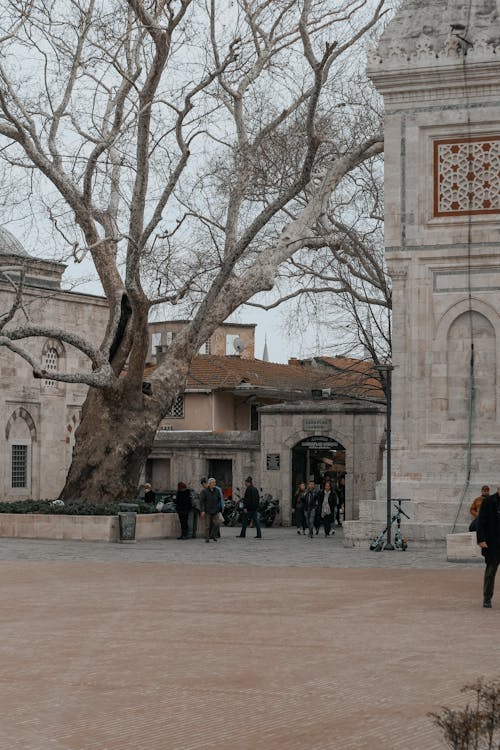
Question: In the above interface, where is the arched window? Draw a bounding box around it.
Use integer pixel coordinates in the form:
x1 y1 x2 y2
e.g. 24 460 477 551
447 311 496 420
41 339 65 390
5 408 37 494
43 347 58 388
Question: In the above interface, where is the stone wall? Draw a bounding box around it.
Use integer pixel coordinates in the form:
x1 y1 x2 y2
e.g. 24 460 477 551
363 0 500 542
259 401 386 526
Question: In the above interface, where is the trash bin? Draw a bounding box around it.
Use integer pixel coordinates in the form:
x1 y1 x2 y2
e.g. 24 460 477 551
118 502 139 543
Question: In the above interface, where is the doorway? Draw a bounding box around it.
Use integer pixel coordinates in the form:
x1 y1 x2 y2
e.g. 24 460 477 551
208 459 233 499
292 434 346 509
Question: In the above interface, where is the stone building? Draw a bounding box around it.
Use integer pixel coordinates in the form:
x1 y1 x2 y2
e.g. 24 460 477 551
147 354 386 524
1 228 386 522
345 0 500 544
0 227 108 501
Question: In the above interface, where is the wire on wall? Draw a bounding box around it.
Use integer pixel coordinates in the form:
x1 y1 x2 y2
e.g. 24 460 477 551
451 0 476 533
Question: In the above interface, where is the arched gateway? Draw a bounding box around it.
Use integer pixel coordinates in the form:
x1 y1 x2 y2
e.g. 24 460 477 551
292 433 345 486
292 434 346 522
258 403 386 528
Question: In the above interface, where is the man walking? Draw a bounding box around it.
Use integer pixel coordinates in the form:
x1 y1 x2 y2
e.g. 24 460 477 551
200 477 222 543
238 476 262 539
477 485 500 608
303 479 319 538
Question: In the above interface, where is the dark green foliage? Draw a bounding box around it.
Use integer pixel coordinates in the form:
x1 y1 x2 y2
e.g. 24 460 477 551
429 678 500 749
0 499 157 515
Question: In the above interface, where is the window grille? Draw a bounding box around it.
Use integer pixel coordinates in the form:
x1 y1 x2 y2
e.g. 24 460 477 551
11 445 28 488
44 348 58 388
199 339 211 355
166 394 184 418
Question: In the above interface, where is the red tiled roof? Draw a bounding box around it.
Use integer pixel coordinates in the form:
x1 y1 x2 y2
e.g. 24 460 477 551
146 354 385 402
185 355 318 392
318 357 385 400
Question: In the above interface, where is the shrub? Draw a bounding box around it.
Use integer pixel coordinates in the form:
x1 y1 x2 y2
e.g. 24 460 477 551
0 499 157 515
429 677 500 749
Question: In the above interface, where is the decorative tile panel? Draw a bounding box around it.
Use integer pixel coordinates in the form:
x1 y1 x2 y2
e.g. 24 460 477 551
434 136 500 217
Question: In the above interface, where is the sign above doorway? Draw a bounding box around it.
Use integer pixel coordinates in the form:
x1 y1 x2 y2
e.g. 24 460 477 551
302 418 332 432
298 435 343 451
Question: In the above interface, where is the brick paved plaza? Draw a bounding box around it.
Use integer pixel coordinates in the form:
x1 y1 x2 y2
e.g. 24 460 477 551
0 528 495 749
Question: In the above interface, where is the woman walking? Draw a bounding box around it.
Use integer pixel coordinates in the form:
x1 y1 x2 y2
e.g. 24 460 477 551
318 479 336 537
293 482 306 534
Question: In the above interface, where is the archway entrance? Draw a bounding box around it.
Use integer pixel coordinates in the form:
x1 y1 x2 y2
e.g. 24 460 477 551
292 435 346 513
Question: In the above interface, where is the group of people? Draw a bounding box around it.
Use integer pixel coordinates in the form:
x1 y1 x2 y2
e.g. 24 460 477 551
200 475 263 542
469 484 500 609
143 475 263 543
143 478 206 540
292 478 343 539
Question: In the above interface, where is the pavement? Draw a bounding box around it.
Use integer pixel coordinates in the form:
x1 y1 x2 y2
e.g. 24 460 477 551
0 527 495 750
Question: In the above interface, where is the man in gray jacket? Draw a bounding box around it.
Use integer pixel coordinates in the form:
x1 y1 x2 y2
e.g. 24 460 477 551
200 477 222 543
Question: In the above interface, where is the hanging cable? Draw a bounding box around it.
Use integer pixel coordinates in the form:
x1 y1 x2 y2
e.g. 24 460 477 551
451 0 475 533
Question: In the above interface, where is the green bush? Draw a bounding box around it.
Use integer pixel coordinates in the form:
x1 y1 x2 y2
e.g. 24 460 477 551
0 499 157 515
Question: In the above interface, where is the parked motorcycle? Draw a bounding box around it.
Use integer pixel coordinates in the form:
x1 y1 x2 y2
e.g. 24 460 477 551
223 488 244 526
259 491 280 527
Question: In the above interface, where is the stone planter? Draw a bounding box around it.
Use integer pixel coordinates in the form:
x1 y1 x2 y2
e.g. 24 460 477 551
0 512 181 542
446 532 483 563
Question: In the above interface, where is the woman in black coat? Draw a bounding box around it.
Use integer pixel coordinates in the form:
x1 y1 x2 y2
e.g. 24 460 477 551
293 482 307 534
317 480 337 537
175 482 192 540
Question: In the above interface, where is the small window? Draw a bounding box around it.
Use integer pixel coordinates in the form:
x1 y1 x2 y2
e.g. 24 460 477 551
199 339 211 355
151 332 161 352
44 347 58 387
226 334 240 355
11 445 28 488
250 404 259 431
166 394 184 418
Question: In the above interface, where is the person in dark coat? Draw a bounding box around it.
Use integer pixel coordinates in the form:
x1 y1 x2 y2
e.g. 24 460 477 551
317 479 337 537
175 482 192 540
303 480 319 539
200 477 222 543
293 482 307 534
238 476 262 539
476 486 500 608
143 483 156 505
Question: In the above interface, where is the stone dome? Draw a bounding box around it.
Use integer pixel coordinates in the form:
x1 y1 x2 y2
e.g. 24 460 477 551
0 226 30 257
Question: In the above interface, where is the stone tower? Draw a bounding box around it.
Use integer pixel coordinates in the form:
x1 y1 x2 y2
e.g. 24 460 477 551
366 0 500 541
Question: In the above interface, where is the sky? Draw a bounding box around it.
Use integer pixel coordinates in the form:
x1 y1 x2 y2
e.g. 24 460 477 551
61 266 329 365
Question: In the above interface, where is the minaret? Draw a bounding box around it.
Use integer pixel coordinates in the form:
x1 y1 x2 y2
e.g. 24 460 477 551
262 335 269 362
364 0 500 540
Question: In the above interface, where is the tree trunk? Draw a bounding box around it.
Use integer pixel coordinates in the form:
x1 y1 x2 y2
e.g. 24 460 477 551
60 385 160 503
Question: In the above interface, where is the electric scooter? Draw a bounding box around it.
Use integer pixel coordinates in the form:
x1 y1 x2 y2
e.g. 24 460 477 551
369 499 410 551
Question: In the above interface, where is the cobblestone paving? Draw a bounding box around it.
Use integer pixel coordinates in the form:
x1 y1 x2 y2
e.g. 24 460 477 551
0 526 479 567
0 528 493 750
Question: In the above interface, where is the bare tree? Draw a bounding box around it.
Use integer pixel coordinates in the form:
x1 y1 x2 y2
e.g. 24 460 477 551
246 71 391 376
0 0 387 502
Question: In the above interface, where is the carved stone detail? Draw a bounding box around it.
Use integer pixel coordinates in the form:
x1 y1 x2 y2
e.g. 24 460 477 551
434 136 500 216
